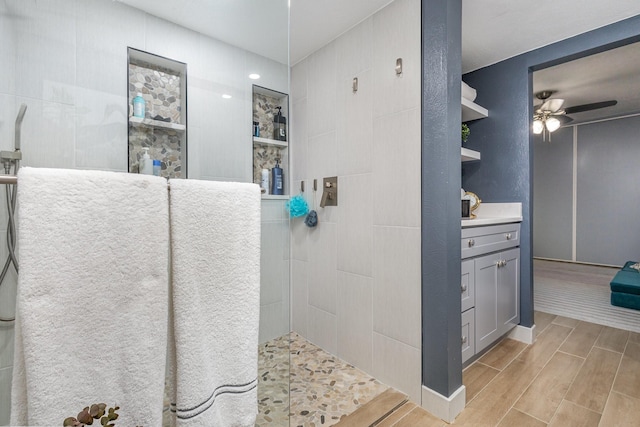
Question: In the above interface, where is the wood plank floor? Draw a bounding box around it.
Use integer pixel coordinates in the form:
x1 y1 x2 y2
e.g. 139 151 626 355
337 312 640 426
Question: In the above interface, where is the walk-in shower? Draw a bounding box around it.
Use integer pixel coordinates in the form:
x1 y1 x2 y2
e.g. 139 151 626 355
0 103 25 323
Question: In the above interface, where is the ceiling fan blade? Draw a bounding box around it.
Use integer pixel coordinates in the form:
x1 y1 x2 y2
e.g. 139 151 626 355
564 100 617 114
557 115 573 125
539 98 565 113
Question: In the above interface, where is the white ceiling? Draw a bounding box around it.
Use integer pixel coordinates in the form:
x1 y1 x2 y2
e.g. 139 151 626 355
116 0 640 71
117 0 640 121
461 0 640 73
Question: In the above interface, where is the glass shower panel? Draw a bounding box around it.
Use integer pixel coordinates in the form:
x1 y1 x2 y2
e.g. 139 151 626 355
0 0 290 424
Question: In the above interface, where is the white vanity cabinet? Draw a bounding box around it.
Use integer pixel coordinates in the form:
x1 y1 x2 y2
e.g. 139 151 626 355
461 222 521 362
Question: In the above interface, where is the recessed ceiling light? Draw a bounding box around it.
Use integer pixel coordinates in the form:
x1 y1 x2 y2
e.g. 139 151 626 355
222 94 232 99
249 73 261 80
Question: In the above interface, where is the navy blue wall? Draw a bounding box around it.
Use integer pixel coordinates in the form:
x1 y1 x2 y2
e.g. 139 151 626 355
462 16 640 328
421 0 463 396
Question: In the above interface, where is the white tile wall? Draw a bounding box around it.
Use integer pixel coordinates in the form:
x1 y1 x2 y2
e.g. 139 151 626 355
74 89 129 171
372 332 422 402
372 0 421 118
290 58 308 104
372 107 422 227
291 214 309 261
336 69 373 176
291 99 308 182
12 0 77 104
337 271 373 373
307 131 338 184
335 17 374 81
76 0 146 96
290 0 421 401
261 221 288 306
145 15 200 70
291 259 308 337
307 305 337 355
372 225 422 348
0 2 16 96
19 97 76 169
307 42 337 138
259 301 287 344
307 222 338 314
337 173 373 276
0 94 16 153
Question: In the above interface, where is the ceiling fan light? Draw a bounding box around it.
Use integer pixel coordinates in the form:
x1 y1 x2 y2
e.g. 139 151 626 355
533 119 544 134
545 117 561 132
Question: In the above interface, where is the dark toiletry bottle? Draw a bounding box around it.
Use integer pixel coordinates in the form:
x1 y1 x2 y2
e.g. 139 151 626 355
273 106 287 141
253 121 260 137
271 159 284 195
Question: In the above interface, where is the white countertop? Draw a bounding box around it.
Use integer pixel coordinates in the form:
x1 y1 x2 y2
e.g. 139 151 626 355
461 202 522 228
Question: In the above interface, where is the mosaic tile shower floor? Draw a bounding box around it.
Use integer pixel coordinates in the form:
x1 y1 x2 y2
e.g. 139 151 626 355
164 332 387 426
256 332 389 426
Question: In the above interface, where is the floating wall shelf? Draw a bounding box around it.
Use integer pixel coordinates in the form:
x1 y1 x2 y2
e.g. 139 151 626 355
462 97 488 122
129 116 186 132
461 147 481 162
253 136 288 148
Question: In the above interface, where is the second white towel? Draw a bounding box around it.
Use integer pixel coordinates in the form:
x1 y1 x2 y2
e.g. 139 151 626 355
168 179 261 426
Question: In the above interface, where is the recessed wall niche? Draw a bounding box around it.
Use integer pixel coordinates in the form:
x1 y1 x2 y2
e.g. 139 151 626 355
127 48 187 178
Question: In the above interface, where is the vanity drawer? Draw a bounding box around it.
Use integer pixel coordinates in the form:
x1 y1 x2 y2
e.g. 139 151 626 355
461 223 520 259
461 259 475 312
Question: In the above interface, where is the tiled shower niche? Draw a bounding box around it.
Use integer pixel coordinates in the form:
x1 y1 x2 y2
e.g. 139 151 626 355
128 48 187 178
253 85 289 197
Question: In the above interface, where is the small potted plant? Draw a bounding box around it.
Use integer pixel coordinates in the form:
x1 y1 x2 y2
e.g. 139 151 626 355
461 123 470 144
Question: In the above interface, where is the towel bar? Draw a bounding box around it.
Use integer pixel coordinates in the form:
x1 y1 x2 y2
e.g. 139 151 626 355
0 175 17 185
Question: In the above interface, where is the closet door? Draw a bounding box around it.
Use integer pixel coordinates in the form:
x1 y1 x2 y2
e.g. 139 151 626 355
576 116 640 265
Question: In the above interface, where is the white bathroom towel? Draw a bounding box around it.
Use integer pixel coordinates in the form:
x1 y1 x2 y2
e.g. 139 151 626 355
10 167 170 426
462 80 477 101
168 179 261 427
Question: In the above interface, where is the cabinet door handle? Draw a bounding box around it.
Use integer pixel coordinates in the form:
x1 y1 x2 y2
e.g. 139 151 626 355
461 284 468 293
496 260 506 268
461 336 467 345
505 233 512 240
468 239 475 247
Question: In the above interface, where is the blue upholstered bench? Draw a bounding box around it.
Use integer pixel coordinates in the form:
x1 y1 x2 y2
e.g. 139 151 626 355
610 261 640 310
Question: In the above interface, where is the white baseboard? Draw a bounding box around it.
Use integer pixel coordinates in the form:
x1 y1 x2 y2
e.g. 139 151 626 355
508 324 536 344
421 384 465 423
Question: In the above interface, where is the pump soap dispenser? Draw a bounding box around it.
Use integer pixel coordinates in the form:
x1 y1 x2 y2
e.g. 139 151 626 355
273 106 287 141
140 147 153 175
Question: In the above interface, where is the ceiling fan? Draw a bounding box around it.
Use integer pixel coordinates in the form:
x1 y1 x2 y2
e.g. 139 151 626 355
533 90 617 141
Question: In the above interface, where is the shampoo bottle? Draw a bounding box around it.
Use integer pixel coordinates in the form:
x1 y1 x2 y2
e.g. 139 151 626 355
140 147 153 175
271 159 283 195
133 93 145 118
153 159 161 176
